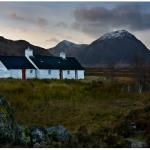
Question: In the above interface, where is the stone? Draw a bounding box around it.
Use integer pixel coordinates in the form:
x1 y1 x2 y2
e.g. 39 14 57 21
15 124 30 146
0 96 15 144
126 138 148 148
30 125 48 147
47 125 71 142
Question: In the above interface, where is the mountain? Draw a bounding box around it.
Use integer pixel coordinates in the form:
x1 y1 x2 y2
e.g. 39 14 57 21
83 30 150 67
1 30 150 68
49 40 87 60
0 36 50 56
49 30 150 67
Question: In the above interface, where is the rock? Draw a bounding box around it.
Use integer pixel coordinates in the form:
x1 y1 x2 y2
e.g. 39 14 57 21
0 96 15 144
47 125 71 142
33 143 43 148
15 124 30 146
126 138 148 148
0 96 72 147
30 125 48 147
117 120 138 137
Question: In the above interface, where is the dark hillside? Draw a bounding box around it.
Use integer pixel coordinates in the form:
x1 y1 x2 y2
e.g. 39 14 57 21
0 36 50 56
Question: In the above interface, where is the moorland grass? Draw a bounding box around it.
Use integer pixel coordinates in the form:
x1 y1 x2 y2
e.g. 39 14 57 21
0 78 149 134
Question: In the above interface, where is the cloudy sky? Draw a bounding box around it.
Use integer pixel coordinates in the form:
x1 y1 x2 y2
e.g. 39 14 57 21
0 2 150 49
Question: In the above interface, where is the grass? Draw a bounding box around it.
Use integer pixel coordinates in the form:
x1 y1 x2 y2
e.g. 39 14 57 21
0 78 149 134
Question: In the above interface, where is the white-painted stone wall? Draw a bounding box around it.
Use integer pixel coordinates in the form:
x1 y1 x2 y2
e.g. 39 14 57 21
36 69 84 80
62 70 76 79
9 69 36 79
0 61 10 78
77 70 85 79
37 69 60 79
9 70 22 79
62 70 84 79
36 69 84 79
26 69 36 79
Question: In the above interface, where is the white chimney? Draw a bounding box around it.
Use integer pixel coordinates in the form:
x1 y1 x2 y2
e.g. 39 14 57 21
25 47 39 70
25 47 33 58
60 51 66 59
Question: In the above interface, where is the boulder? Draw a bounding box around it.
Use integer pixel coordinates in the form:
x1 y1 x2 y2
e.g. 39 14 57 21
0 96 71 147
126 138 148 148
30 125 48 147
0 96 15 144
15 124 30 146
47 125 71 142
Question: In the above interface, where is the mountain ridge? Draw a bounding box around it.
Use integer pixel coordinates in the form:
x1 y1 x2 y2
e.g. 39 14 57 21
0 30 150 67
49 40 87 60
49 30 150 67
0 36 50 56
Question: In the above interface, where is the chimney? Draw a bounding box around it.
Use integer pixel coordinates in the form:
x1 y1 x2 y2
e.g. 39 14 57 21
60 51 66 59
25 47 33 58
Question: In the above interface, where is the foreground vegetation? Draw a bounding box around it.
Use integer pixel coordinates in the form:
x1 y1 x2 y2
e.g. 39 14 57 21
0 77 149 147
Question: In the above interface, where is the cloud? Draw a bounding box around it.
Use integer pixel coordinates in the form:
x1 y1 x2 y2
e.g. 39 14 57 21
9 12 49 28
9 12 25 21
37 17 48 27
46 38 60 43
73 4 150 37
55 22 68 28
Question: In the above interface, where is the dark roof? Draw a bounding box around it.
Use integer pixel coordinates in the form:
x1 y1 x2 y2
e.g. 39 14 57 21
30 55 84 70
0 56 35 69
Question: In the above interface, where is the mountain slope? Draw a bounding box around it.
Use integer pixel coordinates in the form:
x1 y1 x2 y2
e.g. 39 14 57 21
0 36 50 56
1 30 150 68
83 30 150 67
49 30 150 67
49 40 87 60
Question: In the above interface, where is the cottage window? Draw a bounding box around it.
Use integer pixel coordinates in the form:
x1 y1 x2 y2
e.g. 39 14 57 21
48 70 51 74
67 70 70 74
30 70 33 73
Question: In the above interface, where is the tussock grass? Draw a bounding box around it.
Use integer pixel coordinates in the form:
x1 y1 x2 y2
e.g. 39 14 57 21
0 79 149 133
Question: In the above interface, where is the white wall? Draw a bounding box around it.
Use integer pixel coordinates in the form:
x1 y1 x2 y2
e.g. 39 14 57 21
0 61 36 79
37 69 60 79
62 70 76 79
0 61 10 78
10 69 22 79
26 69 36 79
10 69 36 79
0 61 7 71
76 70 85 79
36 69 84 80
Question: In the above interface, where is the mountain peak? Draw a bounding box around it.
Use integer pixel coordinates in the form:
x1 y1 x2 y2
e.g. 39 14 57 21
57 40 76 47
98 30 135 41
47 30 150 67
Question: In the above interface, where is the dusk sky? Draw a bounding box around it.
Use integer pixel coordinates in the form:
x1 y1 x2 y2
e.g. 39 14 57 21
1 2 150 49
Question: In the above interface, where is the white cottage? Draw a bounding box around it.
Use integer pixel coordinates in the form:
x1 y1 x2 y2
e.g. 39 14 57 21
0 56 36 79
0 48 84 80
25 48 84 79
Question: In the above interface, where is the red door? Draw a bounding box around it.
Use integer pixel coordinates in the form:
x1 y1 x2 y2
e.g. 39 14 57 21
22 69 26 80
